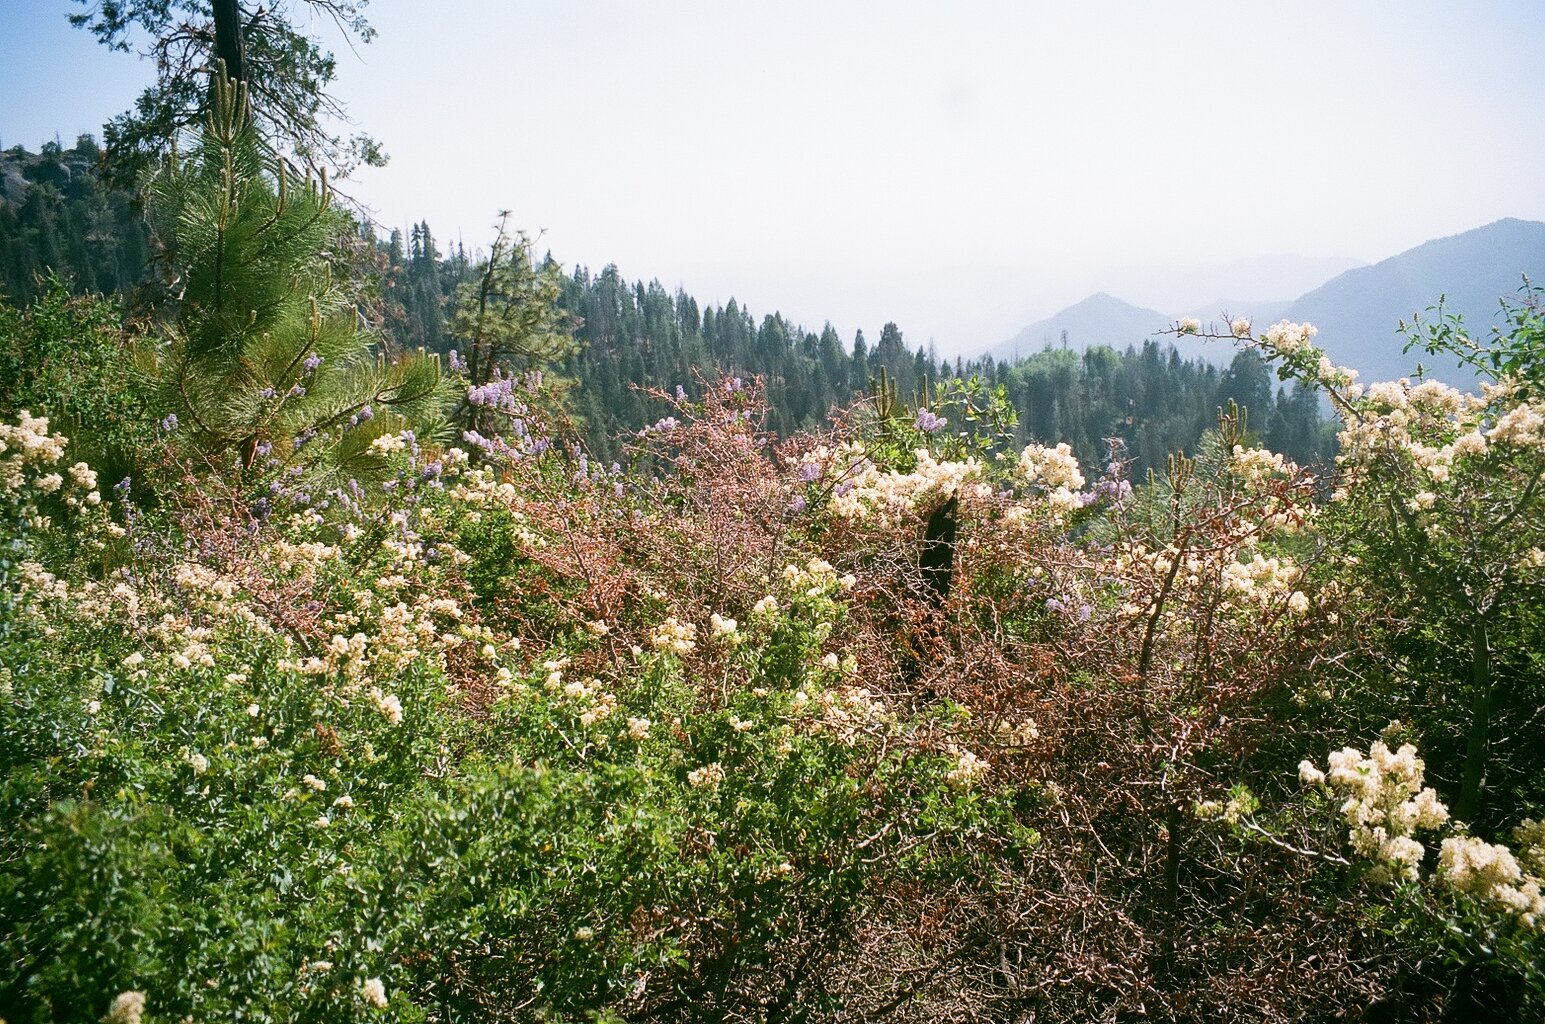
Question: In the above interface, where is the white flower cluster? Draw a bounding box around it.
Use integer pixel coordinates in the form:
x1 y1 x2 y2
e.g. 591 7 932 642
1195 790 1256 824
368 432 410 456
1017 442 1086 514
0 411 69 495
448 471 546 547
1486 399 1545 450
270 539 343 571
1314 355 1359 389
17 559 70 601
687 762 725 789
0 413 103 513
106 990 147 1024
1018 442 1085 490
1438 828 1545 930
995 717 1040 746
826 446 984 521
172 561 241 616
558 674 618 728
1301 742 1449 882
809 685 889 745
1433 840 1545 932
1263 320 1318 355
1331 376 1545 494
1230 444 1294 487
945 746 989 788
360 976 389 1009
1220 553 1306 612
780 557 856 596
650 616 697 655
368 686 404 725
1102 534 1312 624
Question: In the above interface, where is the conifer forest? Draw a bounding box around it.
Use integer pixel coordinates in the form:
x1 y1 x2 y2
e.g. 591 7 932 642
2 4 1542 1023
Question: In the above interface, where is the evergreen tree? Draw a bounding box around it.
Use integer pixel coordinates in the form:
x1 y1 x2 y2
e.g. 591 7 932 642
148 73 448 485
1216 349 1274 433
447 214 575 433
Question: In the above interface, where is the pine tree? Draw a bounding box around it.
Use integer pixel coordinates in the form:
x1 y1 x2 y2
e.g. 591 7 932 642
148 73 449 487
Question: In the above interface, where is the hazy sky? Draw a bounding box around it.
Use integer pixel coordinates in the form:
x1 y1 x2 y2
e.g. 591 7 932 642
4 1 1545 355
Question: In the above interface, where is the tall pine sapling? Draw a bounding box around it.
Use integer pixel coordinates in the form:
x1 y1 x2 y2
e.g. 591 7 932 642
148 72 450 491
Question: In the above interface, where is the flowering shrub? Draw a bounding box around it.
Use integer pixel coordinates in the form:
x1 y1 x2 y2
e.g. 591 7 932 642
0 394 1037 1023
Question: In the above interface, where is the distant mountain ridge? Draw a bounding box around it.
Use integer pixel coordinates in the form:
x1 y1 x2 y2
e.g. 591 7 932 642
1277 218 1545 384
991 218 1545 384
991 292 1174 362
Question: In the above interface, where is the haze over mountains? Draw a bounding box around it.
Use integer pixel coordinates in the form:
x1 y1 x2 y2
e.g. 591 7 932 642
989 219 1545 384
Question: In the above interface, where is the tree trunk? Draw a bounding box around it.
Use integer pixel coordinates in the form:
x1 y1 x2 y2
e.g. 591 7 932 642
212 0 247 84
1456 616 1493 824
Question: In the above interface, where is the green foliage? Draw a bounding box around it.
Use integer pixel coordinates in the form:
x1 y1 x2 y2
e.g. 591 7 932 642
0 137 152 302
0 491 1021 1022
0 280 154 483
1404 281 1545 396
0 144 1336 479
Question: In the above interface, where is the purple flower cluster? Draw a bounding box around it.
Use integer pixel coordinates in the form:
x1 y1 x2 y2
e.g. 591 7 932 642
1044 596 1093 621
1080 478 1133 506
468 374 528 414
914 408 948 433
638 416 680 438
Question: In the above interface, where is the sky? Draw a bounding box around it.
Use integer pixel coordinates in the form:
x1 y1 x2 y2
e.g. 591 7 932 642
4 1 1545 356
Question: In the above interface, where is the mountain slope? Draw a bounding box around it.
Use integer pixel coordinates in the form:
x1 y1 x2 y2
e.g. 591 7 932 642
988 292 1194 362
1274 218 1545 384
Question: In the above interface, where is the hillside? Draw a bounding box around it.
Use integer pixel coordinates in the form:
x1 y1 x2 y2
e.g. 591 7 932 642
1275 218 1545 384
989 292 1182 362
0 137 151 300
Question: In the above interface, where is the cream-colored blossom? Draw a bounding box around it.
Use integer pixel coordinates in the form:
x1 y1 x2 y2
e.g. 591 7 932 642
945 747 989 788
1263 320 1318 354
360 977 389 1009
370 687 404 725
106 990 146 1024
1298 759 1326 786
650 616 697 655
